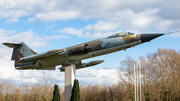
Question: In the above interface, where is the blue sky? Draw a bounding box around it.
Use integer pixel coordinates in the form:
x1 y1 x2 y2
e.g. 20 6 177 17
0 0 180 88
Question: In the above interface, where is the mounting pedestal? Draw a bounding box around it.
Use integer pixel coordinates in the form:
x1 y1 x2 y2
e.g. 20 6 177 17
64 64 76 101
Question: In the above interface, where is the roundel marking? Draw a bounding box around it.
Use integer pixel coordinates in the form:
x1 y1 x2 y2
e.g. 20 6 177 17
101 43 106 48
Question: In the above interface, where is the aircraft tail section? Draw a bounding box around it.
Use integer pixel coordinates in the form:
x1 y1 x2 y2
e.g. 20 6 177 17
3 42 37 62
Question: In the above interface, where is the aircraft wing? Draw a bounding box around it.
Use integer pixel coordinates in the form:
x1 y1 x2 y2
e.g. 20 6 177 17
20 49 67 62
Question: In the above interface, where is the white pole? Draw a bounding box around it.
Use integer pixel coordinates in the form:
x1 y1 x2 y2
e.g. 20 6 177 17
134 63 136 101
140 63 141 101
137 62 138 101
65 64 76 101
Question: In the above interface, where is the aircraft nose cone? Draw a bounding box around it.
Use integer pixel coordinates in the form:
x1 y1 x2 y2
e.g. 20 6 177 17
141 34 164 43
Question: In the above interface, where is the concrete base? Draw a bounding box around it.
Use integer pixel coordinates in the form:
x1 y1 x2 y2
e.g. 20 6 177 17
65 64 76 101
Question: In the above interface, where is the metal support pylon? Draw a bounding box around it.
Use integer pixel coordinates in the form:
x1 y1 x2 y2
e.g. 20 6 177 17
134 62 141 101
64 64 76 101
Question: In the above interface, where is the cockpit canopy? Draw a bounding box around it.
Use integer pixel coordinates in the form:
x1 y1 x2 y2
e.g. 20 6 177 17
108 32 135 38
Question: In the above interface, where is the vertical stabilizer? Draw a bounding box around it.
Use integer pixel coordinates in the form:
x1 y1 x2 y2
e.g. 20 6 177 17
2 42 37 62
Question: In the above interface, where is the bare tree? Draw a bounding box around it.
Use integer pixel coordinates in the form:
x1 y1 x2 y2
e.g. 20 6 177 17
118 56 135 101
1 48 180 101
38 71 59 101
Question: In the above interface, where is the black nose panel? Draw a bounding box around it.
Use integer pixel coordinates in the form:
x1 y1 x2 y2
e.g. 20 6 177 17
141 34 164 43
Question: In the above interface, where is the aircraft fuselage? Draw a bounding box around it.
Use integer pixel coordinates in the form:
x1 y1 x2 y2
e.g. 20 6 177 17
3 32 165 70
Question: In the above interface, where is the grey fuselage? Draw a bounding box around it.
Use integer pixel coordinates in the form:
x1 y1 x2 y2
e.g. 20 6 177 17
30 34 141 68
13 32 164 70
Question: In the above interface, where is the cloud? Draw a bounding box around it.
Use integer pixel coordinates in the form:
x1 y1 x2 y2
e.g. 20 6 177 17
58 27 83 37
0 29 46 84
44 35 69 40
1 0 179 38
0 29 16 36
76 68 119 85
58 21 118 38
28 11 80 22
0 0 32 22
0 0 179 23
0 29 46 48
85 21 118 32
58 8 174 38
46 24 56 29
84 31 114 38
0 70 21 81
22 78 37 83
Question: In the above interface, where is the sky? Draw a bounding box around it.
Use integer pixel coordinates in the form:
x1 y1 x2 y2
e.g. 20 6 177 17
0 0 180 88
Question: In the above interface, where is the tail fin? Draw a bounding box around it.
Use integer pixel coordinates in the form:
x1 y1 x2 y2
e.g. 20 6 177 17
2 42 37 62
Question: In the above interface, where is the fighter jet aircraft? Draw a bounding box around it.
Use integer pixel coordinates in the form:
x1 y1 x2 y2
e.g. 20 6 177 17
2 32 171 71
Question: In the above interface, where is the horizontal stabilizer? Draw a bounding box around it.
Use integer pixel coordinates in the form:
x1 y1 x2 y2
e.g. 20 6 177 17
2 43 22 48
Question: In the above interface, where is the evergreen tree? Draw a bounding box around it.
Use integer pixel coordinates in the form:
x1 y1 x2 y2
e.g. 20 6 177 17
77 80 80 101
70 79 80 101
52 84 60 101
71 79 76 101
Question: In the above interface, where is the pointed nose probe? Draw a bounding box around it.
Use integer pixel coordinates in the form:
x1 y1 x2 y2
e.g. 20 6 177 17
140 34 164 43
